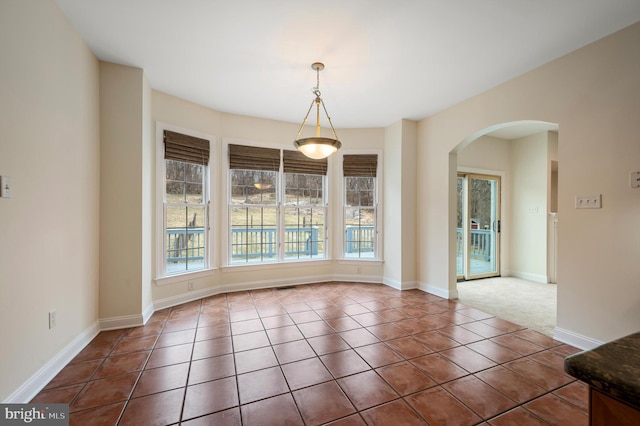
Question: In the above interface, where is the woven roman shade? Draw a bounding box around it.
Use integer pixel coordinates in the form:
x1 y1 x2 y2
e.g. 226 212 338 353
164 130 210 165
283 150 327 175
228 144 280 171
343 154 378 177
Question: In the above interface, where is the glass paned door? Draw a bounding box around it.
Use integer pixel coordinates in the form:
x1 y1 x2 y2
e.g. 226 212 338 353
457 174 501 280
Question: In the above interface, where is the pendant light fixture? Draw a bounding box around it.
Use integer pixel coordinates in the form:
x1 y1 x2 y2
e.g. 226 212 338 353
293 62 342 159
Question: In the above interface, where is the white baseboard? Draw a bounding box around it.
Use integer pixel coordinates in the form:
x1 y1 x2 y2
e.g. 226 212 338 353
553 327 603 351
418 282 453 299
3 322 100 403
99 313 146 331
382 278 418 290
510 271 548 284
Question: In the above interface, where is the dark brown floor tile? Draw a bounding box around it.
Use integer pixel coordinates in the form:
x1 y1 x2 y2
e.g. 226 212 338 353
326 316 362 332
338 370 398 410
198 313 230 327
339 328 380 347
324 414 367 425
528 349 568 373
266 325 304 344
360 399 427 425
155 328 195 348
406 386 482 426
551 344 583 357
321 349 371 378
466 339 522 364
195 323 231 341
192 336 232 359
456 307 494 321
283 301 312 313
419 315 453 331
163 317 198 332
376 361 436 396
307 333 350 355
234 346 278 374
31 383 84 404
384 336 434 359
475 365 546 404
314 307 347 320
230 318 264 335
513 329 562 348
487 407 548 426
360 300 389 312
413 330 461 351
398 305 429 318
306 299 336 310
71 372 139 412
273 339 316 364
298 320 335 338
93 351 149 380
490 334 544 356
241 393 304 426
439 325 485 344
553 381 589 413
181 407 241 425
443 375 516 419
293 381 356 425
460 321 505 338
111 335 157 355
182 376 239 420
366 323 409 341
119 387 184 425
411 353 469 384
355 343 403 368
146 343 193 369
524 393 588 426
342 304 370 316
44 360 101 389
289 310 322 324
437 310 476 325
237 366 290 404
281 357 333 390
504 358 573 391
376 308 409 322
261 314 294 329
394 318 427 334
69 402 125 426
232 330 270 352
351 312 387 327
480 317 526 333
229 308 259 322
132 362 189 397
256 305 286 317
440 346 496 373
125 321 164 338
188 353 235 385
71 341 115 363
228 302 256 312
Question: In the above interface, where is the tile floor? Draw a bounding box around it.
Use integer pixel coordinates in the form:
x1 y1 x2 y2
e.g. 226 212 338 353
32 282 589 425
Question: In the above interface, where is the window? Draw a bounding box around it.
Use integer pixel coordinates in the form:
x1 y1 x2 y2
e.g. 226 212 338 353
228 144 327 264
162 130 210 275
343 154 378 258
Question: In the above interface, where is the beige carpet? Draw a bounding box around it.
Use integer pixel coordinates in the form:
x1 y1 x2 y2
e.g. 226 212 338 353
456 277 557 336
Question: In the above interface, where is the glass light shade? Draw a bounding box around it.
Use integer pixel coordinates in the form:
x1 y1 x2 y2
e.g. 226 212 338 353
294 137 341 160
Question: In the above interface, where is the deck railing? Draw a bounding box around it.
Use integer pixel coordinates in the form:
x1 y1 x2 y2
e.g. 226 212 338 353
345 226 375 253
166 227 320 263
456 228 491 261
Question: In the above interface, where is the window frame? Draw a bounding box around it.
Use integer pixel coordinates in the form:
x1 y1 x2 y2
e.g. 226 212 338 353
155 122 216 285
223 140 330 267
340 150 383 261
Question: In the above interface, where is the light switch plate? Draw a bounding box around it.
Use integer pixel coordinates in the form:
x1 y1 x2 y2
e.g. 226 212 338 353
0 176 12 198
575 194 601 209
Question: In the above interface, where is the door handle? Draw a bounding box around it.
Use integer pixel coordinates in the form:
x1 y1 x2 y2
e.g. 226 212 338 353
493 220 501 233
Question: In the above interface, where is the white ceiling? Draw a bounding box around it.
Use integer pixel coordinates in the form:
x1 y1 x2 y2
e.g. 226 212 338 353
55 0 640 130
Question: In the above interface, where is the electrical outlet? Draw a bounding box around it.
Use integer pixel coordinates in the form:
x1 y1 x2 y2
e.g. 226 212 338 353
631 171 640 188
0 176 12 198
575 194 602 209
49 310 57 329
188 281 194 291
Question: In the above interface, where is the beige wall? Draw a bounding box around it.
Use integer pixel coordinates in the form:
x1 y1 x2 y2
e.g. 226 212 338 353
418 22 640 346
0 1 100 401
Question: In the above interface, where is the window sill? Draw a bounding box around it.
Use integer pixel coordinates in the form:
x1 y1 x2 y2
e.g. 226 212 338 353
155 267 217 286
336 258 384 266
221 258 333 273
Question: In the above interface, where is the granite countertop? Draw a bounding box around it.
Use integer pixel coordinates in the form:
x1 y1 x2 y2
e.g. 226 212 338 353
564 331 640 408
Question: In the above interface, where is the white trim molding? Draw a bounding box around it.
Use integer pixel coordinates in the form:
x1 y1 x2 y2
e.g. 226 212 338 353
553 327 603 351
3 322 100 403
99 313 146 331
418 281 454 300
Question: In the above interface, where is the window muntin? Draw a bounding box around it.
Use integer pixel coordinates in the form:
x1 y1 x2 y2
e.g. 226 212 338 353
164 159 208 273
